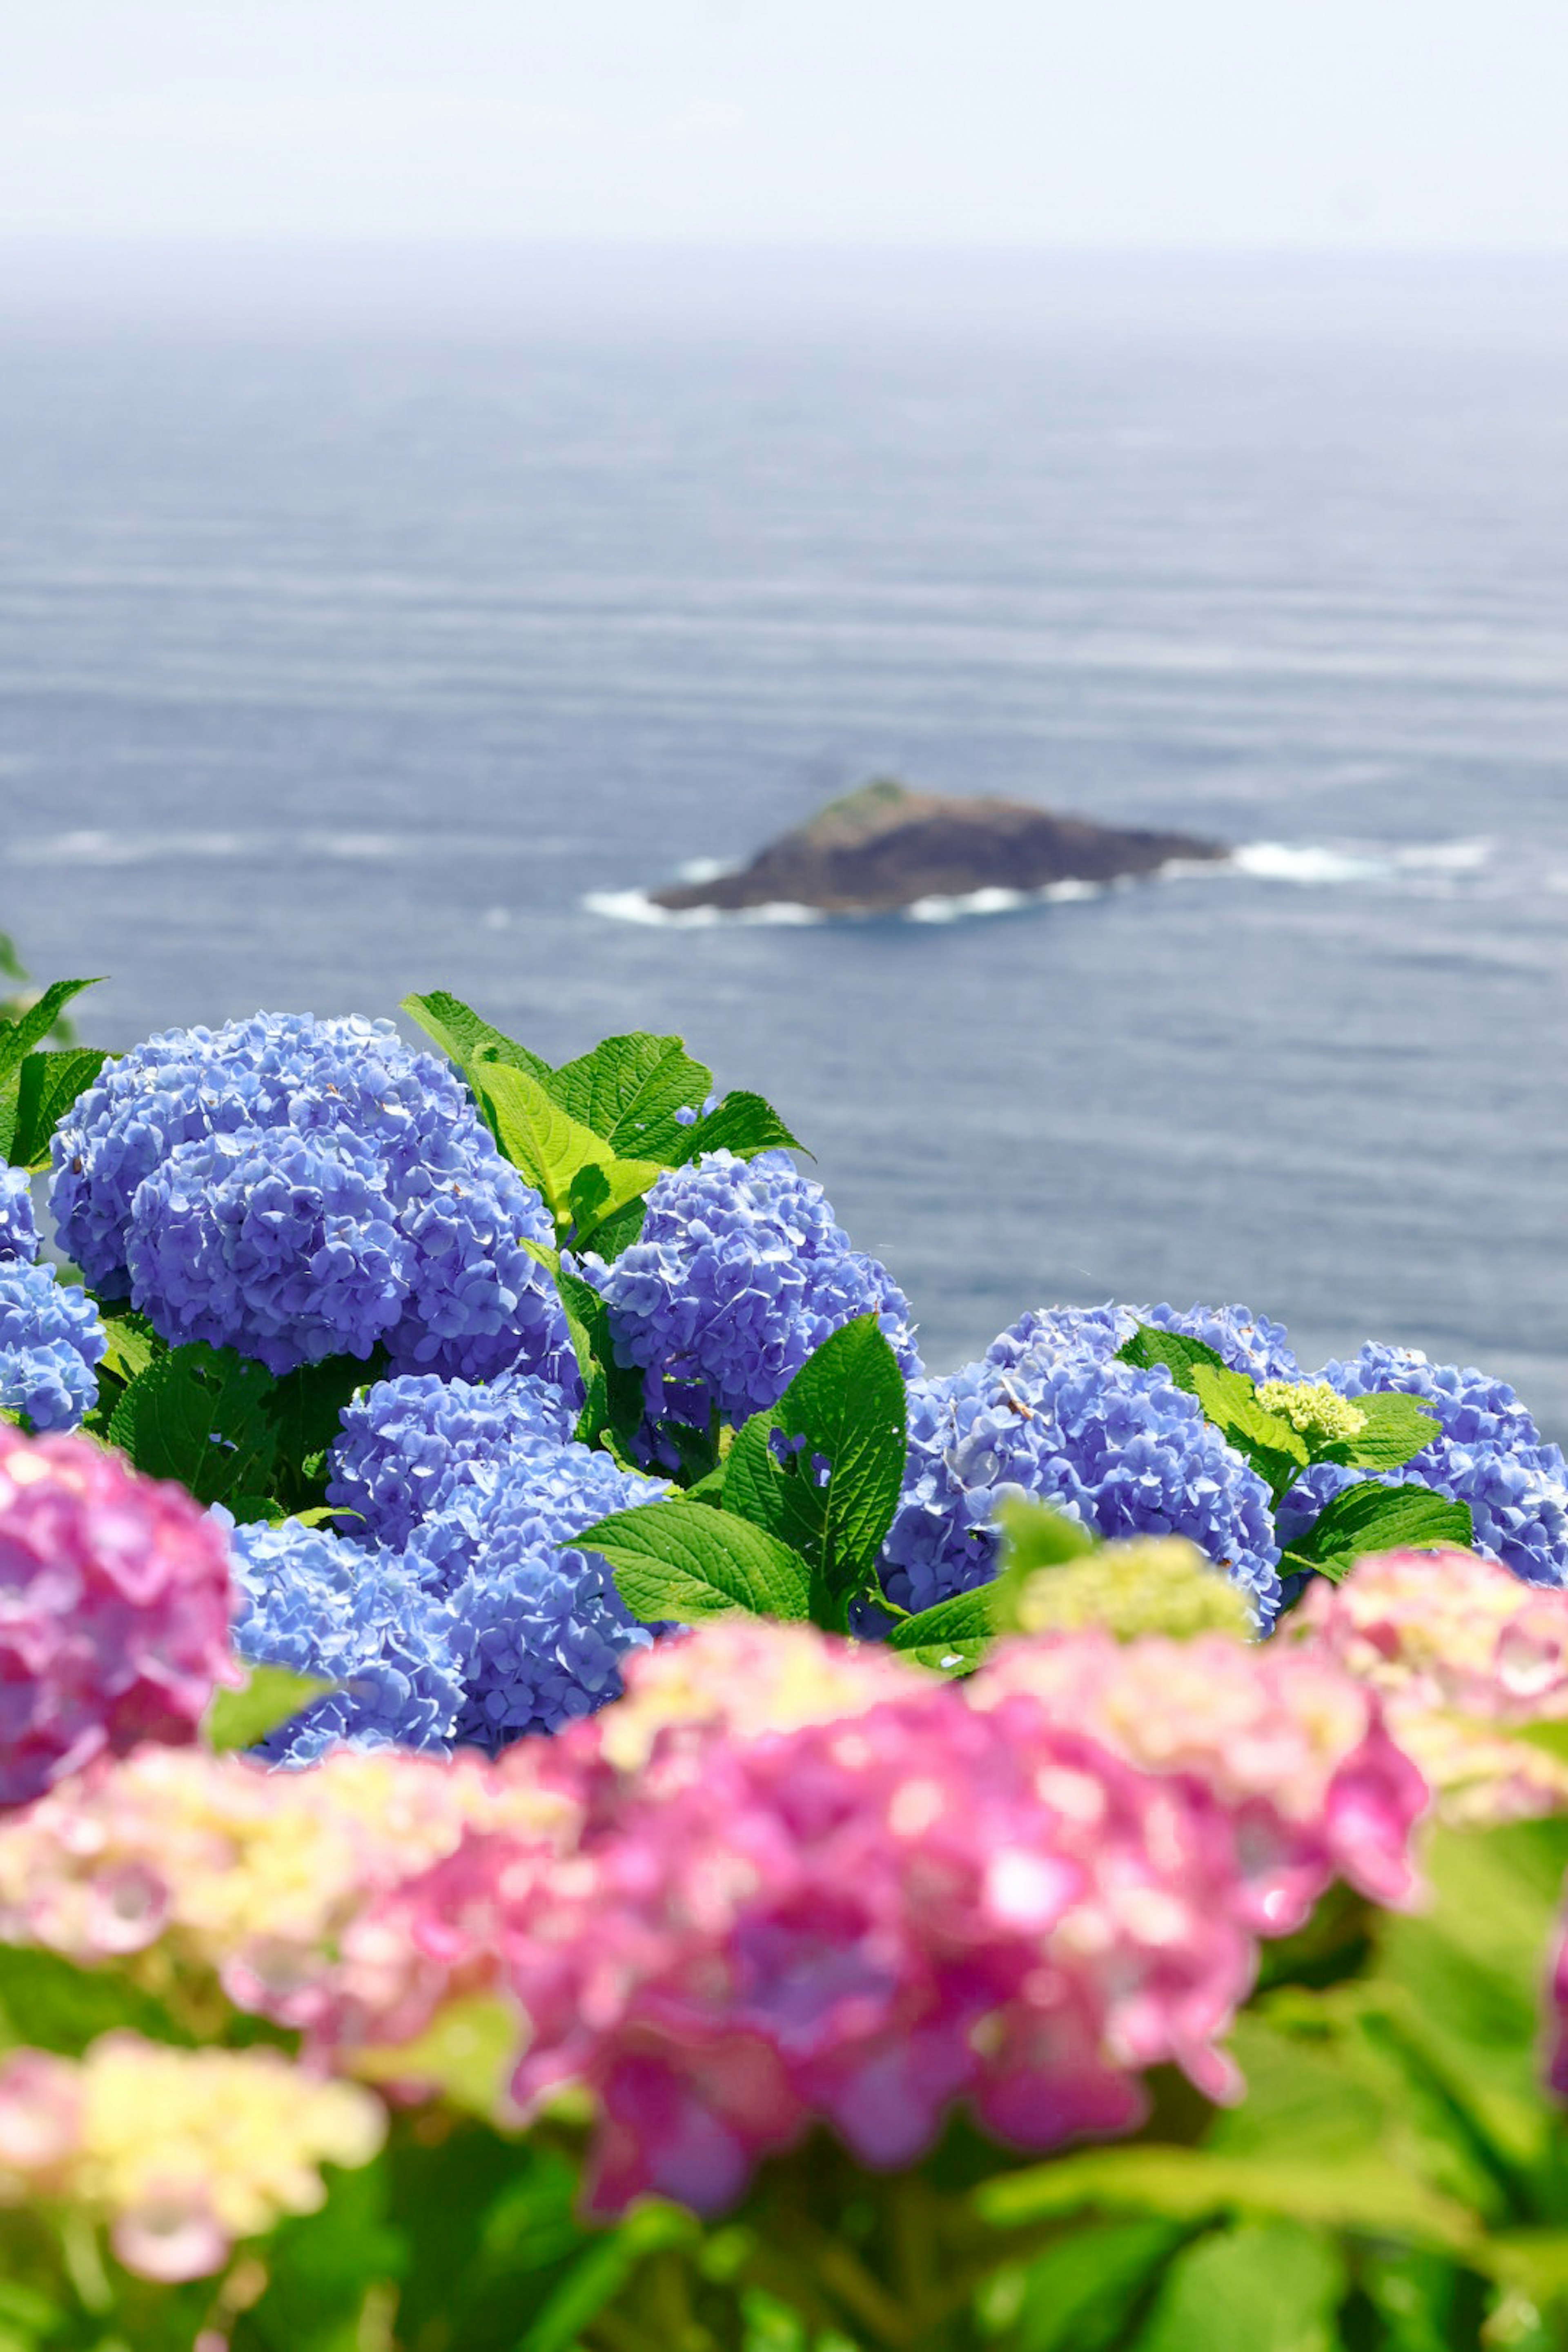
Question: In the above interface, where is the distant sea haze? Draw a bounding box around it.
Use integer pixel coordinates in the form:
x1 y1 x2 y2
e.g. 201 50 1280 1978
2 251 1566 1435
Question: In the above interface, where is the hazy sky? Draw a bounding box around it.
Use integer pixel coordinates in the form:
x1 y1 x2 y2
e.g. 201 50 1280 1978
4 0 1568 250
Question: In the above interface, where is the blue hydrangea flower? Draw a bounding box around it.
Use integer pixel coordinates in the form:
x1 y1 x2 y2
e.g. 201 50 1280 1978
401 1435 668 1747
383 1158 577 1390
0 1171 39 1266
577 1149 922 1436
228 1517 463 1764
879 1339 1281 1630
1280 1343 1568 1590
125 1124 411 1376
0 1259 107 1432
986 1299 1300 1385
328 1368 579 1548
50 1010 572 1385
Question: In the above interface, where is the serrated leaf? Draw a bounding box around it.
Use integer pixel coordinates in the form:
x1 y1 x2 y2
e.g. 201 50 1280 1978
0 978 103 1082
471 1060 662 1240
95 1301 163 1387
1189 1359 1309 1497
552 1031 713 1156
887 1588 994 1675
204 1663 337 1753
574 1499 812 1624
4 1047 111 1169
721 1317 907 1627
1116 1323 1231 1391
887 1588 996 1650
1320 1389 1442 1473
106 1341 279 1507
399 990 559 1093
670 1089 807 1165
1283 1481 1474 1583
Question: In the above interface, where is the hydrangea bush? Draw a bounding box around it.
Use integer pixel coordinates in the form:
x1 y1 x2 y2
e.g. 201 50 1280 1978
2 972 1568 2350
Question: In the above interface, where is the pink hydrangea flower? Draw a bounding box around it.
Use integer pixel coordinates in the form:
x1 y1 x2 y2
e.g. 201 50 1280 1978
969 1629 1428 1933
0 1427 236 1808
1285 1547 1568 1826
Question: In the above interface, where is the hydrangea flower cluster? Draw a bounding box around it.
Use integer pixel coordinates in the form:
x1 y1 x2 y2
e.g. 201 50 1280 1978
233 1385 667 1760
0 1258 107 1433
1287 1546 1568 1826
0 2034 383 2282
49 1012 575 1385
971 1629 1425 1932
0 1169 38 1265
0 1428 234 1809
327 1367 577 1548
880 1322 1281 1627
577 1149 921 1439
1281 1343 1568 1590
0 1740 573 2028
229 1519 464 1763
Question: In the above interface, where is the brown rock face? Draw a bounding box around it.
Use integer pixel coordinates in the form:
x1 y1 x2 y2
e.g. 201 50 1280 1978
650 779 1227 916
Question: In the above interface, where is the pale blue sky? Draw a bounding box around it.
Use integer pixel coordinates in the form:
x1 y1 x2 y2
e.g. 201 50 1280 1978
4 0 1567 249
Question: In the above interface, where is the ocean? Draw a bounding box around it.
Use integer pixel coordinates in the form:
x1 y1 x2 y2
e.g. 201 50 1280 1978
2 250 1566 1432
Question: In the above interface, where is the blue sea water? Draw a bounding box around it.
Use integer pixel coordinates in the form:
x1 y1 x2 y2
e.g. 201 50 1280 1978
1 252 1566 1430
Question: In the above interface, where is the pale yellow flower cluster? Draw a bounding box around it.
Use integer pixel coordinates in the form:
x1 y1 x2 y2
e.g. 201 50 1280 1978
1004 1536 1255 1643
0 1743 576 2021
0 2034 383 2281
1257 1379 1368 1446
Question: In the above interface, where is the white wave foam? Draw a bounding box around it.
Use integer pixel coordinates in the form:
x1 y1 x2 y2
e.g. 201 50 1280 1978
584 889 825 929
1231 836 1495 888
11 828 249 867
1230 842 1388 885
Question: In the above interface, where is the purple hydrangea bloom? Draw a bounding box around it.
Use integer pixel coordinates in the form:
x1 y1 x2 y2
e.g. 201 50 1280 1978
577 1149 921 1436
0 1172 39 1267
0 1261 107 1433
382 1158 576 1390
1280 1343 1568 1590
987 1300 1300 1385
401 1434 668 1746
328 1368 579 1549
125 1125 410 1376
50 1011 572 1385
880 1339 1281 1630
228 1517 463 1764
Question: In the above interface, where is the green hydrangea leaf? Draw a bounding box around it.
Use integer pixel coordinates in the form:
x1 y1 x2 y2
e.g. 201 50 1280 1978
1189 1360 1309 1497
204 1663 337 1754
1115 1323 1230 1391
721 1316 906 1627
3 1047 111 1171
575 1499 813 1624
399 990 559 1093
1282 1481 1474 1584
106 1341 279 1508
95 1301 164 1388
551 1031 713 1156
471 1060 662 1243
1316 1389 1442 1472
0 978 103 1085
668 1088 808 1165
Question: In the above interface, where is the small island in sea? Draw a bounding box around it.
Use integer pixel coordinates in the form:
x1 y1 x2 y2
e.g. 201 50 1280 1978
649 778 1227 918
